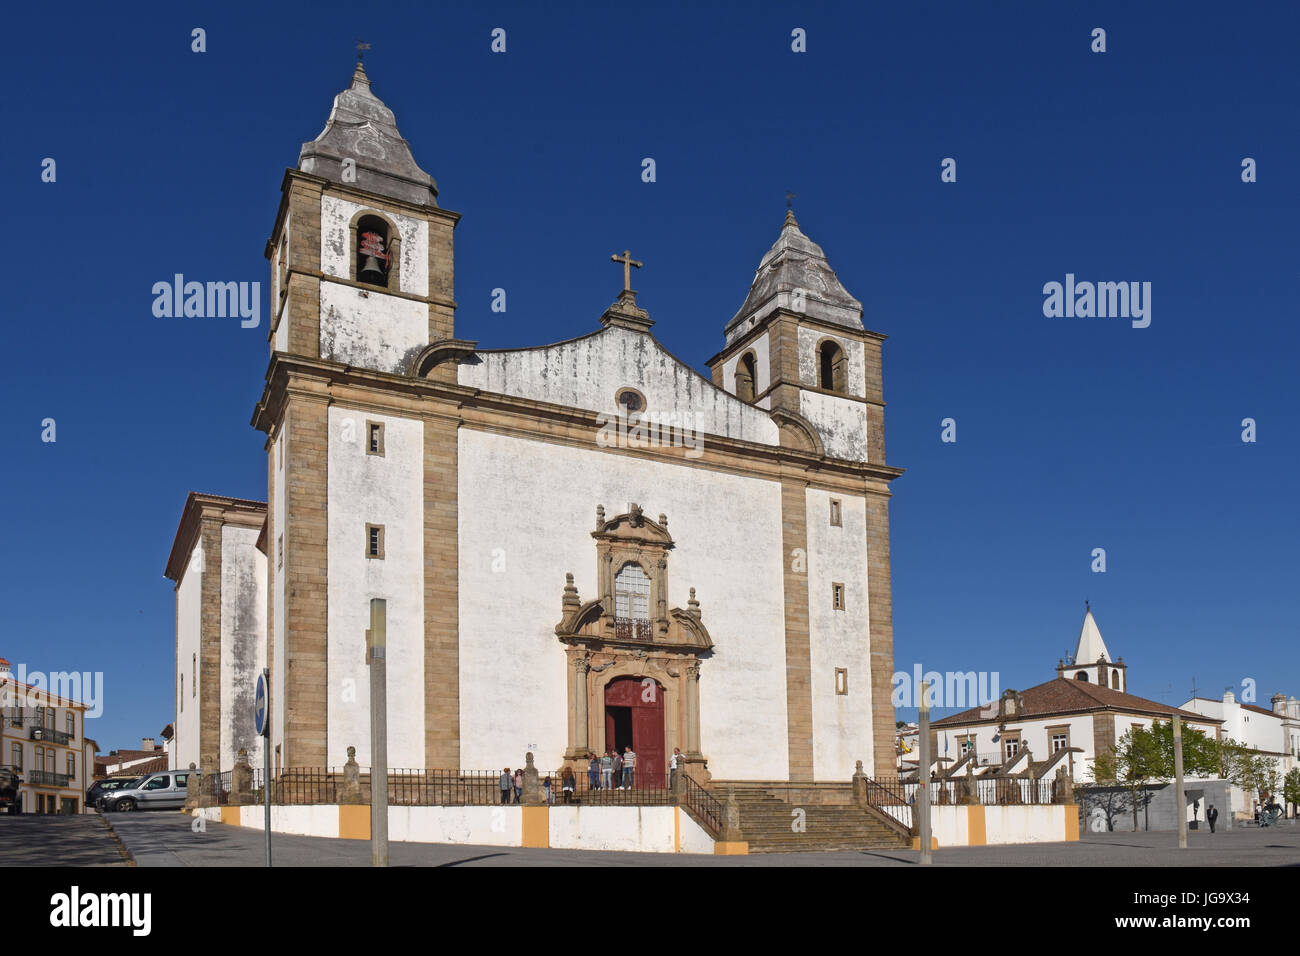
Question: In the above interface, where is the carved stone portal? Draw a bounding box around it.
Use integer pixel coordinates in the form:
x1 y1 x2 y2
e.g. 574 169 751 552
554 506 713 782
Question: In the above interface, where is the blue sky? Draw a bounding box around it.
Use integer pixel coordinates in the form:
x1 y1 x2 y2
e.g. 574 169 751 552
2 0 1296 754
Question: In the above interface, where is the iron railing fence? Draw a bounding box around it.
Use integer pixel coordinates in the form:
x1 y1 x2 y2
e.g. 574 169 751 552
201 766 709 813
679 774 723 836
900 776 1058 806
539 769 672 806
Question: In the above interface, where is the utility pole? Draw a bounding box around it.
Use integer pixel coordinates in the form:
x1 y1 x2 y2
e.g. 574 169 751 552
367 598 389 867
1173 713 1187 850
918 679 932 865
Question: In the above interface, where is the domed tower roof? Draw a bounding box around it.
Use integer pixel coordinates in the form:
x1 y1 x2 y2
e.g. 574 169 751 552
724 209 863 346
298 61 437 206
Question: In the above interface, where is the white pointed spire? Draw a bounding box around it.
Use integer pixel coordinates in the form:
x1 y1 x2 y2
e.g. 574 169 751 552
1072 604 1111 665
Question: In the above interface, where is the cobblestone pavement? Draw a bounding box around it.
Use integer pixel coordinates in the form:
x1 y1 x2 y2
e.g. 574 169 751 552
102 811 1300 867
0 815 131 866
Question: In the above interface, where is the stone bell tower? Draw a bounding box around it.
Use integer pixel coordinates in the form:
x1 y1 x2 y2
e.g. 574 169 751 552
255 59 462 769
707 208 886 465
265 58 459 377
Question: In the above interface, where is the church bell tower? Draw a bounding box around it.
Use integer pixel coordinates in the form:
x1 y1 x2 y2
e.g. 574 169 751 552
266 58 460 379
707 209 886 464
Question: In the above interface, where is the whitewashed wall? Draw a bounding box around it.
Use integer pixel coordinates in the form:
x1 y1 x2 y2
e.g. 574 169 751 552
458 428 789 780
459 326 781 447
175 549 202 771
319 282 427 374
800 391 868 462
326 407 425 768
320 196 429 297
805 488 873 780
219 526 267 771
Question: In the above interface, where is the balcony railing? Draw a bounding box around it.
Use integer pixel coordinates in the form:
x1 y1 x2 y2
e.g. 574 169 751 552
28 770 71 787
30 727 73 745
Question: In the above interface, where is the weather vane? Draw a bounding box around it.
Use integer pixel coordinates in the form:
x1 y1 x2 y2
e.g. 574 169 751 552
786 190 797 209
356 39 371 63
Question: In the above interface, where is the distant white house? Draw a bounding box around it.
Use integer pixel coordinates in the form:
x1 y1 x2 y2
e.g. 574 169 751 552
1180 690 1300 819
927 607 1222 786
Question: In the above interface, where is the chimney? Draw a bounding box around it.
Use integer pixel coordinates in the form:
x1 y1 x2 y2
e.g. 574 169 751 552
142 737 155 751
0 658 10 676
1273 693 1287 716
1223 689 1235 705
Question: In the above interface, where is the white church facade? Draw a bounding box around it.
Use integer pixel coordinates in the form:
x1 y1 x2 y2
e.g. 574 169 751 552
165 62 903 787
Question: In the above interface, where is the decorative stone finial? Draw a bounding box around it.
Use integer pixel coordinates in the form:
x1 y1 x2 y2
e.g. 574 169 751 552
658 513 667 529
596 505 605 530
347 745 356 760
688 587 700 618
563 572 580 610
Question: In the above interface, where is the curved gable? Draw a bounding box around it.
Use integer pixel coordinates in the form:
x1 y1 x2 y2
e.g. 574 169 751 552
458 325 781 445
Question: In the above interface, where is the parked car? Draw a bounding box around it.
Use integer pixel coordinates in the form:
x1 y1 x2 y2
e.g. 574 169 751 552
87 777 141 810
101 770 198 812
0 767 22 814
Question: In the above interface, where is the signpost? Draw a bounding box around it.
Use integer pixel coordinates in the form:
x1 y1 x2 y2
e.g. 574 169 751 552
918 679 932 865
254 669 272 867
1173 713 1187 850
367 599 389 867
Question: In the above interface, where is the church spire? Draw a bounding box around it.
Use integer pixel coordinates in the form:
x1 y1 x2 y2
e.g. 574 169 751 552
298 59 437 206
724 208 862 346
1072 605 1111 665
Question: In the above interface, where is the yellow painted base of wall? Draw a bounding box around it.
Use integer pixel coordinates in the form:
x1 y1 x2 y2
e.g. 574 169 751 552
220 806 241 827
1063 804 1079 841
521 806 549 848
338 804 370 840
714 841 749 855
910 836 939 850
967 805 986 846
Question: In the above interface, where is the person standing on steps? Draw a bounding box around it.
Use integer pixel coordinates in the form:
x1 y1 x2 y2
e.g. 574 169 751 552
1207 803 1219 833
622 745 637 789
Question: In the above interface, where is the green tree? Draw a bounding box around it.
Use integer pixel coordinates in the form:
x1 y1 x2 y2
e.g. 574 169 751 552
1145 719 1220 780
1218 739 1280 811
1090 728 1162 830
1283 768 1300 815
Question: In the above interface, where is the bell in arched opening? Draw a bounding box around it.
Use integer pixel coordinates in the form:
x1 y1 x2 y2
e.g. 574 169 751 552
357 219 389 285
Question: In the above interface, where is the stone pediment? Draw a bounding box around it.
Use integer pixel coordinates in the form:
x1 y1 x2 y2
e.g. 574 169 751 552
592 504 673 547
554 577 713 653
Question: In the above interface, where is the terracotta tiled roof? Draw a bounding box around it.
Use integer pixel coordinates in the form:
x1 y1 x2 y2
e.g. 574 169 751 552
932 677 1221 728
1241 703 1282 718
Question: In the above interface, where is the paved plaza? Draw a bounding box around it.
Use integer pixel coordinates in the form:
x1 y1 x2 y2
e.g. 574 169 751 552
2 812 1291 867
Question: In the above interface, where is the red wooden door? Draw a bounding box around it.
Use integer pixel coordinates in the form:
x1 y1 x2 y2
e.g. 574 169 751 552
603 677 665 788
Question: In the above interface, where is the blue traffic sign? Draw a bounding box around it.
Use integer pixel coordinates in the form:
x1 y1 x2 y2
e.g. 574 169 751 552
254 672 269 737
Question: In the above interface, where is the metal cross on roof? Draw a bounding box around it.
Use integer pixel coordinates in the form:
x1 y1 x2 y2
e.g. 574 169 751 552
786 191 797 209
610 249 643 292
356 39 372 62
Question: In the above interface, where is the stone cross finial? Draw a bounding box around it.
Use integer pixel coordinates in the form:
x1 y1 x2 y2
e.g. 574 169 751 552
611 250 643 292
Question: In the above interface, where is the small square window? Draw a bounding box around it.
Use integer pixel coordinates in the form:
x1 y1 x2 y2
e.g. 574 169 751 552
366 524 385 559
829 499 842 527
366 421 385 457
832 582 845 610
835 668 848 695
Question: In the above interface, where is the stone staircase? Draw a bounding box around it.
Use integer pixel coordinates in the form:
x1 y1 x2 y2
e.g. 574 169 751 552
723 788 909 853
